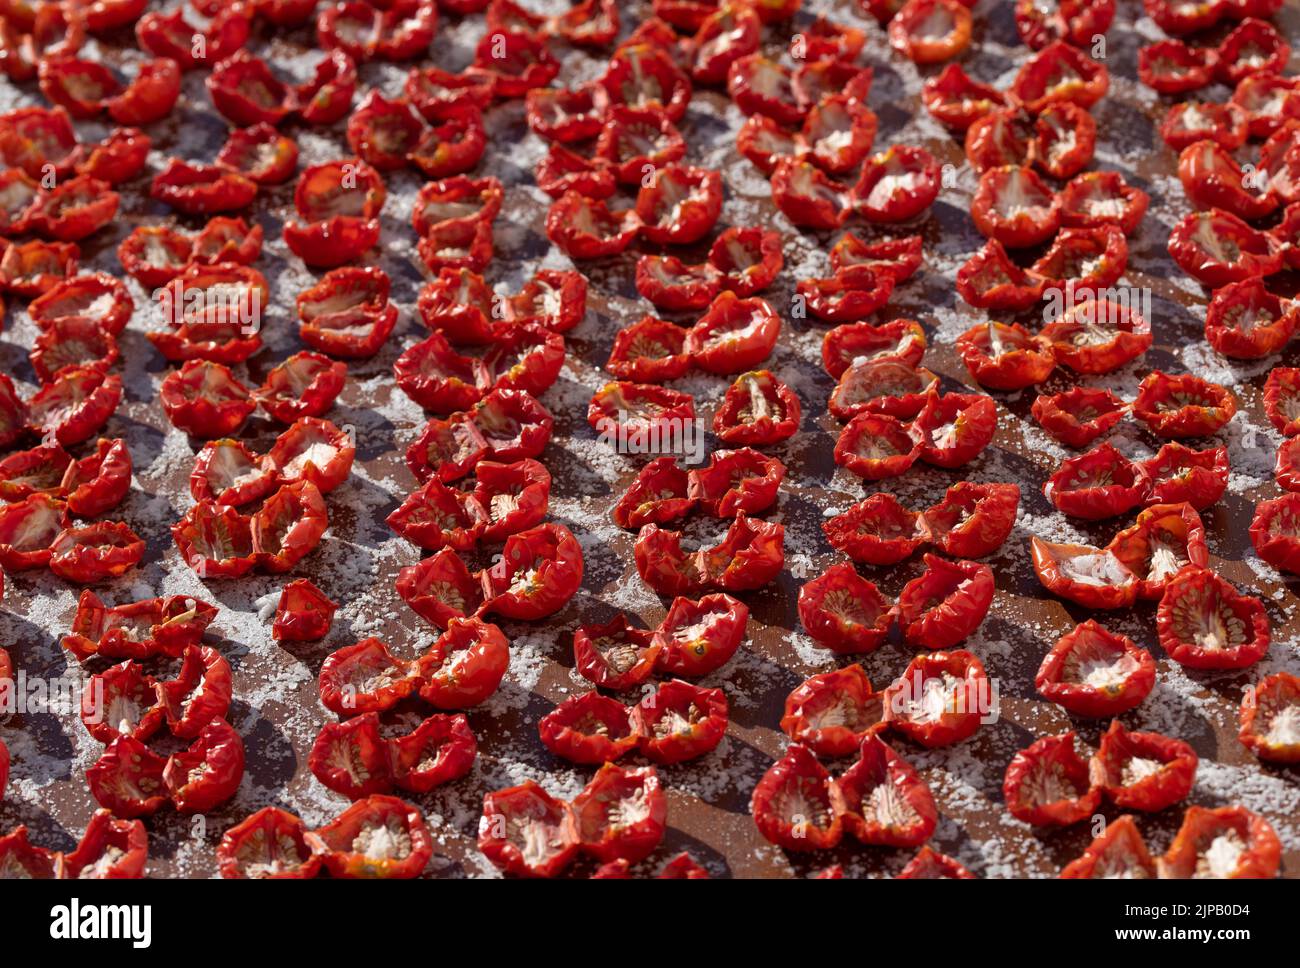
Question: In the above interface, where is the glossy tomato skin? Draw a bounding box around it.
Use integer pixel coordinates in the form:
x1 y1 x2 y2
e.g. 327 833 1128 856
307 795 433 879
573 614 661 691
653 592 749 677
1141 443 1229 509
416 617 510 709
750 744 844 851
1091 720 1197 812
309 713 394 799
1035 620 1156 717
217 807 321 879
796 562 893 654
956 239 1047 311
825 493 926 567
1131 371 1237 438
61 810 148 879
687 448 783 517
1157 805 1280 879
482 523 582 619
915 391 998 468
478 780 578 878
273 578 337 642
1032 536 1138 609
883 650 989 748
896 554 994 650
1205 279 1296 359
538 691 637 765
713 369 800 445
1059 814 1155 879
834 412 922 480
780 665 885 757
1157 567 1270 670
1168 209 1281 287
630 678 728 764
1108 502 1208 600
822 319 926 378
606 315 691 382
1239 671 1300 764
164 719 245 814
319 638 418 715
837 735 938 847
922 481 1020 559
971 165 1061 247
1003 731 1101 826
572 764 667 865
1031 386 1127 447
956 321 1055 391
157 645 232 739
1044 442 1151 520
86 735 169 818
685 292 780 374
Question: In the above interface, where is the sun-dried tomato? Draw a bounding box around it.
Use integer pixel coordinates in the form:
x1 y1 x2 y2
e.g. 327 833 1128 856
823 493 926 566
307 796 432 879
1031 536 1138 609
1004 731 1100 826
923 481 1020 559
539 691 637 765
884 649 989 748
1239 671 1300 764
1168 208 1280 287
1036 619 1155 717
1157 567 1269 670
1091 719 1197 812
1157 805 1280 879
1044 442 1150 520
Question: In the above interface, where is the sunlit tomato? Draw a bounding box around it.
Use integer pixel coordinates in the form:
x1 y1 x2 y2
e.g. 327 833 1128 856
684 292 780 374
769 156 850 229
137 6 248 69
387 477 487 551
1108 502 1208 600
971 165 1061 248
572 764 667 865
78 125 150 183
1178 139 1277 222
834 412 922 480
1030 386 1126 449
922 63 1007 130
605 315 690 383
897 554 994 651
1011 40 1109 112
216 124 299 185
964 107 1034 172
1091 720 1196 812
653 592 749 678
1238 671 1300 764
923 481 1020 559
884 649 989 748
0 239 78 297
737 113 801 174
1041 295 1152 374
1037 619 1156 718
830 359 938 421
751 743 844 851
1131 371 1236 439
319 638 418 716
821 319 925 381
1217 17 1289 86
218 807 321 879
1031 536 1138 609
1140 443 1229 510
395 548 484 628
1168 209 1281 287
187 439 273 508
702 227 781 298
283 158 385 267
30 315 118 382
82 659 164 744
955 322 1054 392
1139 39 1217 95
837 735 938 848
150 159 256 215
297 266 397 359
1016 0 1115 48
594 105 686 183
1032 225 1127 292
781 665 885 757
412 175 503 237
0 443 71 502
611 457 692 531
308 796 433 879
688 3 761 85
478 780 577 879
0 491 66 571
1058 170 1149 235
1157 567 1269 670
851 145 940 223
294 48 356 124
539 691 637 765
1060 814 1154 878
157 645 232 740
727 53 802 124
545 190 639 260
915 391 997 469
1161 100 1249 152
599 43 691 121
61 590 217 663
634 163 722 245
687 448 783 518
1157 805 1280 879
796 562 892 654
708 369 798 447
630 678 728 765
1204 279 1296 359
896 846 974 879
483 522 582 619
60 810 148 880
889 0 971 64
271 578 337 644
171 501 256 579
254 352 347 425
86 735 168 818
525 84 607 143
26 365 122 447
48 520 143 583
573 614 661 691
387 712 477 794
158 360 254 439
1004 731 1100 826
956 239 1047 311
1044 442 1150 520
506 269 587 333
823 493 926 566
